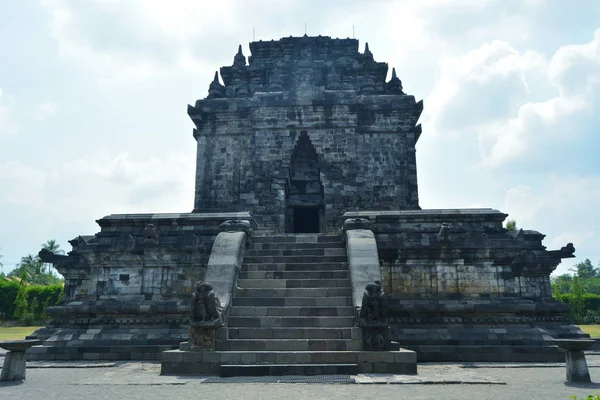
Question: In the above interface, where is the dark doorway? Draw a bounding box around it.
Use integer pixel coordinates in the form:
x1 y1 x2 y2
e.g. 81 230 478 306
293 207 320 233
285 132 325 233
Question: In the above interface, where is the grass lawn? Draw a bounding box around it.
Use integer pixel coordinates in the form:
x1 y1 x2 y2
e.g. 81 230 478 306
578 325 600 338
0 326 42 341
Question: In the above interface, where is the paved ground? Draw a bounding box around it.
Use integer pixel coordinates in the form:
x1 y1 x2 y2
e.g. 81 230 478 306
3 356 600 399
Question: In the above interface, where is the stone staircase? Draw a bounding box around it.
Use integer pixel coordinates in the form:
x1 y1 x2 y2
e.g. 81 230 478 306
219 234 359 376
161 234 416 376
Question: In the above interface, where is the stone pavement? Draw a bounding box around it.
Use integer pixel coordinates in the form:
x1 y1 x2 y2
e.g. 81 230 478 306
4 355 600 399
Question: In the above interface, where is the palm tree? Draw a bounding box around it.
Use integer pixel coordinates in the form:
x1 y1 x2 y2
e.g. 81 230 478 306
12 254 40 284
41 240 64 275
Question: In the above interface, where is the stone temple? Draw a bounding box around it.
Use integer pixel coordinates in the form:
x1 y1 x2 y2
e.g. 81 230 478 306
31 35 587 375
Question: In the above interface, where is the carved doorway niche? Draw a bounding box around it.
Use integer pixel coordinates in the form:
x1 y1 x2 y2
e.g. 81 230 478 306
285 132 325 233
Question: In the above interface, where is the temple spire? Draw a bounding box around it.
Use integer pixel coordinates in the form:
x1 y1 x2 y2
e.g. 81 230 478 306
207 70 225 99
363 42 373 61
234 44 246 67
386 67 404 95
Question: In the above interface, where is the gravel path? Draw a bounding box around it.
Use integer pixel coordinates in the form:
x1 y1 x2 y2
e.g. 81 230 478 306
3 356 600 400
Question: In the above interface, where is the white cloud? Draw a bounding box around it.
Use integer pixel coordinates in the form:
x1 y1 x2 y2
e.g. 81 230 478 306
0 150 195 224
552 231 595 249
502 185 543 223
0 87 21 137
423 29 600 169
36 101 58 121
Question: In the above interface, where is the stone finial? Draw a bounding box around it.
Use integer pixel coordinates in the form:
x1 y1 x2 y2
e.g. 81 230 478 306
326 66 342 90
386 67 405 95
233 44 246 67
207 71 225 99
364 42 373 60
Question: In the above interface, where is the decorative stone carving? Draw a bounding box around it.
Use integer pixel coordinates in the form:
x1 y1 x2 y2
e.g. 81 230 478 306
143 224 159 245
386 67 405 95
342 217 372 232
437 222 451 245
190 281 223 325
360 73 375 94
268 67 284 92
358 281 390 351
38 248 69 264
207 71 225 99
560 243 575 257
218 219 254 236
326 66 342 90
189 281 223 351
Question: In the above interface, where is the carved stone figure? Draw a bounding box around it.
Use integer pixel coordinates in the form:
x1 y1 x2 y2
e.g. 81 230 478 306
143 224 159 245
359 281 389 350
188 281 223 351
190 281 222 325
561 243 575 257
326 66 342 90
437 222 451 244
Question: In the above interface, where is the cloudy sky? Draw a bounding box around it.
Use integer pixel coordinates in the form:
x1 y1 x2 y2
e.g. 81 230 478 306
1 0 599 276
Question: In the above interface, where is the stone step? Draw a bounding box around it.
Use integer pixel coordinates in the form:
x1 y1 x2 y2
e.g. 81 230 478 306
226 327 361 340
242 262 347 272
245 248 346 257
251 235 342 244
218 339 362 351
238 270 349 280
227 316 355 328
244 255 347 264
236 279 351 289
163 349 417 367
232 296 352 307
220 363 358 377
235 287 352 298
250 242 345 251
229 306 354 317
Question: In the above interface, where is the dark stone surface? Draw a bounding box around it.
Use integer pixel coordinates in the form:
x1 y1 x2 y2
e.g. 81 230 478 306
190 36 422 232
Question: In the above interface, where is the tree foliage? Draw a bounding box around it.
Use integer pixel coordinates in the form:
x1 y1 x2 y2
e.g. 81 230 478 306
506 219 517 231
7 240 64 285
552 259 600 323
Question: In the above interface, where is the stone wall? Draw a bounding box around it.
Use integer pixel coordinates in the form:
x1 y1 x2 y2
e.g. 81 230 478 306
343 209 573 301
45 212 254 305
190 36 422 232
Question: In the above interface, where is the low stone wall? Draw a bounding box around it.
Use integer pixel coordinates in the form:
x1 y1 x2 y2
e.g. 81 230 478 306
341 209 584 362
29 212 256 361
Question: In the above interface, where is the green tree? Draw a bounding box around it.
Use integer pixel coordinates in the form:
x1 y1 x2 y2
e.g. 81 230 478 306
8 253 61 285
506 219 517 231
551 273 574 296
575 258 599 279
570 275 586 322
